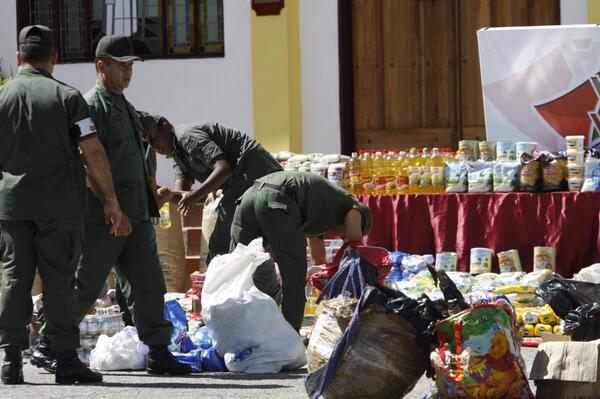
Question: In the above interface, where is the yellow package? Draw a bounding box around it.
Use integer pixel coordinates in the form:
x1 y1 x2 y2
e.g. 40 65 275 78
553 325 561 335
538 308 557 325
493 284 535 295
534 324 552 336
516 312 523 325
521 324 535 337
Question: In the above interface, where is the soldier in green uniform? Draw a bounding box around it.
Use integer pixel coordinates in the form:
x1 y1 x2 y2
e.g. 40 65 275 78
229 171 373 331
0 25 124 384
31 35 191 375
139 115 282 264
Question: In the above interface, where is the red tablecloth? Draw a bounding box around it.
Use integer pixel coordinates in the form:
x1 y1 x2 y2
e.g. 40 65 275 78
358 192 600 277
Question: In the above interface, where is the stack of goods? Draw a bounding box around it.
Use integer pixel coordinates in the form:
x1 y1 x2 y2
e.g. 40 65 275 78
78 305 125 365
566 135 585 191
274 152 350 189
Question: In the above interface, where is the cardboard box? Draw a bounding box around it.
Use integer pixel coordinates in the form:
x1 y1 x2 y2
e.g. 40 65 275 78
530 339 600 399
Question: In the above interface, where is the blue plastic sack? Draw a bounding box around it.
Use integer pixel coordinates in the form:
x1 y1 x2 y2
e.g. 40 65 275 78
164 300 195 353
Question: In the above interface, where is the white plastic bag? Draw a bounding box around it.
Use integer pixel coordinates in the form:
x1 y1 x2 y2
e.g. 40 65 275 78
201 238 307 374
89 326 149 371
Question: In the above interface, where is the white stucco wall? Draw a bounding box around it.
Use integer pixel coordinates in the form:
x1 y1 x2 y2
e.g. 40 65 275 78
299 0 341 154
1 0 253 186
561 0 588 24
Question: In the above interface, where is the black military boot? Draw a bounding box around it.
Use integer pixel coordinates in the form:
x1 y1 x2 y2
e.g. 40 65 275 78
30 335 57 373
1 345 24 385
55 351 102 385
146 345 193 375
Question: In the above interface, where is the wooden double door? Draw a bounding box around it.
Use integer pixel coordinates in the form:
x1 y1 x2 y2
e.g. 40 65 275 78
340 0 560 152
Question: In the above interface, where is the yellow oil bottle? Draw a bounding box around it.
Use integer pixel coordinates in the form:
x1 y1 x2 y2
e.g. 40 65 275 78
385 150 399 194
359 150 374 195
348 152 361 195
408 148 421 194
396 151 409 194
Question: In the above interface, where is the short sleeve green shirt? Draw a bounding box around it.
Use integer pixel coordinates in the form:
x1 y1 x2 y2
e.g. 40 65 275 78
0 68 93 219
84 81 158 223
172 122 282 191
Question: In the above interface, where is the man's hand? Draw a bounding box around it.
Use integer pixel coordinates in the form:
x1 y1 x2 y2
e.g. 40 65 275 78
104 197 123 235
115 214 133 237
157 186 174 206
177 190 203 216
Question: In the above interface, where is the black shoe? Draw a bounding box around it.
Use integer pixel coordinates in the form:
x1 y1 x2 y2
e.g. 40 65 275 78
29 335 57 373
55 351 102 385
1 346 24 385
147 345 192 375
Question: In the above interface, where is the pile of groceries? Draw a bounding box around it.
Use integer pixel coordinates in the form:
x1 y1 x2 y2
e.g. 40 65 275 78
303 242 600 398
274 135 600 195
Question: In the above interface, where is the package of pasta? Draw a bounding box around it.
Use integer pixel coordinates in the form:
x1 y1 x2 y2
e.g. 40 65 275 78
445 162 468 193
519 153 542 192
541 152 567 192
468 161 494 192
493 161 521 192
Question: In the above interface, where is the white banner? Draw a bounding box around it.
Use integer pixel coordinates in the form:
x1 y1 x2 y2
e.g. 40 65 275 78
478 25 600 150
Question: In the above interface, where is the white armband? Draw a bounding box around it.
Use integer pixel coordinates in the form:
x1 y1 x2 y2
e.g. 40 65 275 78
76 117 97 138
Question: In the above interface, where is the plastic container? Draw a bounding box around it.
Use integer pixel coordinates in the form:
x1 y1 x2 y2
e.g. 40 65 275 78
497 250 522 273
458 140 479 162
567 164 584 178
566 149 585 166
568 178 583 192
516 142 538 159
435 252 458 271
566 135 585 150
469 248 493 275
479 141 496 161
534 246 556 271
496 141 516 161
159 202 171 229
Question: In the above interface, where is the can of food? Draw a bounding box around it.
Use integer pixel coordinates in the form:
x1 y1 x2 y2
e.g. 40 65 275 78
479 141 496 161
533 246 556 271
566 149 585 166
496 142 516 161
458 140 479 162
497 249 522 273
568 178 583 192
435 252 458 271
470 248 493 275
566 135 585 150
567 164 584 178
516 142 538 159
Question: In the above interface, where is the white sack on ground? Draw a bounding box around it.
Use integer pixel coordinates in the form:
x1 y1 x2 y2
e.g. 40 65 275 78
201 238 306 373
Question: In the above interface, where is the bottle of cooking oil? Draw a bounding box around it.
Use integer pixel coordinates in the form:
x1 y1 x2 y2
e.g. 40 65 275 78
359 150 374 195
348 152 361 195
385 150 399 194
159 202 171 229
408 148 421 194
431 147 445 194
372 151 385 195
419 148 432 194
396 151 409 194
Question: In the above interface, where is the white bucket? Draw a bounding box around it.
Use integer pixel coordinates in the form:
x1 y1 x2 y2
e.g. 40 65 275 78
533 246 556 271
470 248 493 275
497 250 522 273
496 142 516 161
435 252 458 272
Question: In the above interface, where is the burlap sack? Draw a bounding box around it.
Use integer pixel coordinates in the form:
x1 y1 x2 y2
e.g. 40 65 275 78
322 304 430 399
307 297 358 373
154 201 187 293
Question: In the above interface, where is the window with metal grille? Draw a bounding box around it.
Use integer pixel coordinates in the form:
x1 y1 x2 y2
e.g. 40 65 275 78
17 0 224 63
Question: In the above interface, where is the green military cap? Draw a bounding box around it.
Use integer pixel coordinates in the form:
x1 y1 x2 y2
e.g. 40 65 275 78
137 111 165 138
18 25 54 48
355 202 373 236
95 35 141 62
